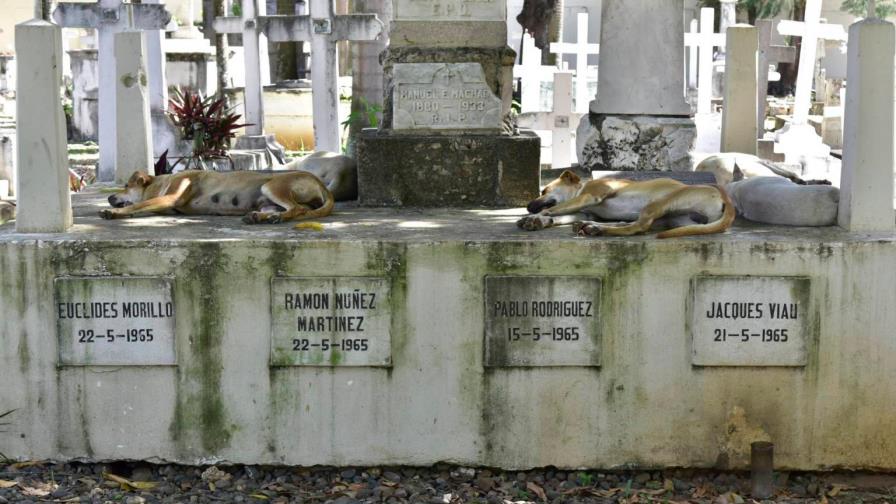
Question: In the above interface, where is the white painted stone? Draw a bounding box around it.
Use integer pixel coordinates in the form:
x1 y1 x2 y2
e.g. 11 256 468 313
56 277 176 366
484 276 601 367
392 0 504 21
392 63 503 131
114 31 153 184
53 0 171 182
684 8 725 115
270 277 392 367
14 20 72 233
592 0 690 116
691 276 810 367
839 18 895 232
549 12 599 114
756 20 796 135
721 25 758 155
687 18 699 89
516 71 577 168
513 34 557 113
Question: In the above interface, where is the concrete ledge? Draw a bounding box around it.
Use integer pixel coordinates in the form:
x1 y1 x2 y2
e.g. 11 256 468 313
1 190 896 469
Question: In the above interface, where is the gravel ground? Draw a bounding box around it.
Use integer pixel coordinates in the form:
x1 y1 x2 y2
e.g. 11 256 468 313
1 461 895 504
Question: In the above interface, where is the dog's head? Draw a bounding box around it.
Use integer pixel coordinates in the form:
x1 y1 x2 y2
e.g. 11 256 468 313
526 170 583 214
108 171 154 208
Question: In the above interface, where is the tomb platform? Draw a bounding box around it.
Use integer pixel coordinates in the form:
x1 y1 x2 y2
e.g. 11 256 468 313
2 188 896 470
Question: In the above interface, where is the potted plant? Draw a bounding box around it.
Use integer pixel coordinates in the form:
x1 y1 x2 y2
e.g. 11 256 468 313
167 88 250 171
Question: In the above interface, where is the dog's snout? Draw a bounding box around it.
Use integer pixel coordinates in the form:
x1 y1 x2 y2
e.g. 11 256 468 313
527 198 556 214
108 195 117 206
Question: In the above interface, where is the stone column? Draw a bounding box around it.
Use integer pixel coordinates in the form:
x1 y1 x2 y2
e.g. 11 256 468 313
721 25 758 155
15 20 73 233
115 31 153 184
839 18 895 232
578 0 695 172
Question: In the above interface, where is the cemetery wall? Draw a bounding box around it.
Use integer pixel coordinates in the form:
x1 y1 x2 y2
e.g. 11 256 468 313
2 233 896 469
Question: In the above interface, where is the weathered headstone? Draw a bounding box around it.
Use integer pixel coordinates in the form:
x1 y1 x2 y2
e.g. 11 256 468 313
484 276 601 367
114 31 153 183
56 277 176 366
684 8 725 116
721 25 758 155
838 16 894 232
549 12 599 114
270 277 392 367
355 0 540 206
578 0 695 172
691 276 810 367
53 0 172 182
756 19 796 135
15 20 72 233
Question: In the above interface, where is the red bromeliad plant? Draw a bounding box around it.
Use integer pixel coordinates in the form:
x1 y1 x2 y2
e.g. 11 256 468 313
168 88 250 170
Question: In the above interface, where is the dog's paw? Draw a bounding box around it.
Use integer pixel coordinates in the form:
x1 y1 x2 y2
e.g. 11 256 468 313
242 211 263 224
573 221 603 237
517 214 551 231
99 209 120 220
266 213 282 224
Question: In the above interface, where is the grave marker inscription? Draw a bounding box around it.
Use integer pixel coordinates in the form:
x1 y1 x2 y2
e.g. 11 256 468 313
484 276 601 367
56 277 176 366
270 277 392 366
691 276 810 367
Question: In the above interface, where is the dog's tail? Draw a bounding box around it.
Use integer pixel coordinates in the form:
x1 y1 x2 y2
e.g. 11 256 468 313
295 187 335 221
656 185 736 239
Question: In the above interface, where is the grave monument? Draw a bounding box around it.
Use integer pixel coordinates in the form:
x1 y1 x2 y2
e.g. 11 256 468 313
577 0 696 172
354 0 540 206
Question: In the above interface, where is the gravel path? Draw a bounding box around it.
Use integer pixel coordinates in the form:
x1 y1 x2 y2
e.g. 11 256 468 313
1 461 894 504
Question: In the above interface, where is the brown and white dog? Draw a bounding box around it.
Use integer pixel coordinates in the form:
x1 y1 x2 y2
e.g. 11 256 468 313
518 171 736 238
102 170 334 224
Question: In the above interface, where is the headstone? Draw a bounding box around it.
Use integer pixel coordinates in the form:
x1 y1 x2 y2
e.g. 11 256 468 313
114 31 153 184
14 20 72 233
838 16 895 232
517 71 576 168
56 277 177 366
721 25 758 155
683 8 725 116
270 277 392 366
578 0 695 172
484 276 601 367
756 19 796 135
53 0 172 182
392 63 503 131
355 0 540 206
549 12 599 114
513 34 558 113
691 276 810 367
773 0 848 166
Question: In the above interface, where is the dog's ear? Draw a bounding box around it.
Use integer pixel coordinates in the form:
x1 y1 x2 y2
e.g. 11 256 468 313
128 171 154 187
560 170 581 184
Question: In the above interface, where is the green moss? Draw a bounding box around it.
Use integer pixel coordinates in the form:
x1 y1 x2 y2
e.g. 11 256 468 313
365 242 407 369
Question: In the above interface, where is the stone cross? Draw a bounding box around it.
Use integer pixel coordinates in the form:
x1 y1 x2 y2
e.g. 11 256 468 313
114 32 152 183
513 34 558 113
683 8 725 115
53 0 172 182
517 71 577 168
216 0 384 153
756 19 796 134
686 18 698 89
549 12 599 114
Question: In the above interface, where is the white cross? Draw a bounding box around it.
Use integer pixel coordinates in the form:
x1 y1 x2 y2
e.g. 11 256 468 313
757 19 795 134
215 0 383 152
53 0 172 182
549 12 598 114
777 0 848 126
686 18 698 89
683 8 725 115
517 71 578 168
513 33 558 113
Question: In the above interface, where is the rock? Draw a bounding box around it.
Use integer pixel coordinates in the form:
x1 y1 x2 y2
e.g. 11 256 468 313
201 466 231 483
130 467 153 482
576 114 696 172
807 481 819 496
674 478 690 491
394 488 409 498
476 477 495 492
340 469 357 480
332 496 360 504
634 473 651 485
125 497 146 504
383 471 402 483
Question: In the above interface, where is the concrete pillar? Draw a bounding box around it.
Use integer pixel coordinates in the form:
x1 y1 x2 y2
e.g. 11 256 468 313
839 18 895 232
114 31 153 184
310 0 341 153
14 20 73 233
721 25 758 155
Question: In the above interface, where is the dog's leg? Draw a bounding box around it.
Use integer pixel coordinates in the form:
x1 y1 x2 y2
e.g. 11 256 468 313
99 179 192 219
577 198 671 237
243 176 334 224
518 194 601 231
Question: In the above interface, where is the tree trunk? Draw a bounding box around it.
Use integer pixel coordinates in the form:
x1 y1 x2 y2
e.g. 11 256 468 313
35 0 51 20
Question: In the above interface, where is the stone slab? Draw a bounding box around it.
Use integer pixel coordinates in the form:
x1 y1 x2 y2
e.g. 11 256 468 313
484 276 601 367
393 0 504 21
270 277 392 367
56 277 176 366
389 20 507 48
690 276 811 367
392 63 503 132
356 129 540 207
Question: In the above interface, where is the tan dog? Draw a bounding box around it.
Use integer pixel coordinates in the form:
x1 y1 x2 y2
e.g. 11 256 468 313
282 151 358 201
518 171 735 238
102 170 334 224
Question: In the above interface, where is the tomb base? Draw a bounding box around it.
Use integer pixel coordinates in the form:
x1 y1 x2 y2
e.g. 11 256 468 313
234 134 286 165
576 114 696 172
355 129 540 207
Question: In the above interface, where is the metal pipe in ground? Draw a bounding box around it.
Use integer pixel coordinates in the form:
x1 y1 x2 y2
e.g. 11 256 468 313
751 441 774 499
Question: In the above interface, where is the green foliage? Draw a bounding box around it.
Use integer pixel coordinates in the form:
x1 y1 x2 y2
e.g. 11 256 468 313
341 96 383 132
840 0 896 17
698 0 802 23
168 87 249 162
231 0 242 17
576 472 595 486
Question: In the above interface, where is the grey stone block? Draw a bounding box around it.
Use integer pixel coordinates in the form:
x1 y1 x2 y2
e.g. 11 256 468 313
356 129 540 207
